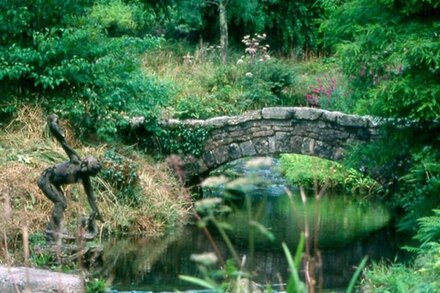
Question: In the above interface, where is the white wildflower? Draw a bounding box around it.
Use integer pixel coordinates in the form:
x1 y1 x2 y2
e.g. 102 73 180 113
190 252 218 266
195 197 222 210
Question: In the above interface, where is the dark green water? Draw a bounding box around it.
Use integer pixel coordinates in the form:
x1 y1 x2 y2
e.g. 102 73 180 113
101 157 399 292
223 193 391 249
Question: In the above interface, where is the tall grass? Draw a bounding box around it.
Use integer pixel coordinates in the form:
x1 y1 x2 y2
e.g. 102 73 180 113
142 42 241 103
142 42 302 120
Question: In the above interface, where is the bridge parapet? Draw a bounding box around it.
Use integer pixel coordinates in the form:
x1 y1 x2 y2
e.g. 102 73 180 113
162 107 382 183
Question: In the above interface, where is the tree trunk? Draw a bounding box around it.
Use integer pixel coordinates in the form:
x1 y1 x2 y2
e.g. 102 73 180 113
218 0 228 63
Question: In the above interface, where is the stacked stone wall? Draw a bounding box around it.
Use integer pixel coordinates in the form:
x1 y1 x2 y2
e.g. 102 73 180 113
162 107 381 182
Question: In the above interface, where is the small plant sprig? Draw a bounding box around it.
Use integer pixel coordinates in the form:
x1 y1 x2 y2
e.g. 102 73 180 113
160 124 210 157
306 75 337 108
100 150 140 205
238 33 270 64
305 71 354 112
86 278 107 293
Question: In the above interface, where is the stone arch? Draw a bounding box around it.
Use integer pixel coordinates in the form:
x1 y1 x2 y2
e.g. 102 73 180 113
162 107 381 184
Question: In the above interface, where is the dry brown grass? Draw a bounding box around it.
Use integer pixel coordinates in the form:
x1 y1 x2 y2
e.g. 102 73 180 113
95 160 192 235
0 162 51 234
0 106 191 245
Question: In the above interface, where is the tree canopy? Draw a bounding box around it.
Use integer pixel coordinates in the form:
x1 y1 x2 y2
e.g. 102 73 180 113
322 0 440 121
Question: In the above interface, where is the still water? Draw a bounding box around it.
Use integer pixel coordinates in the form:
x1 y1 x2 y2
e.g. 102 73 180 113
100 157 399 292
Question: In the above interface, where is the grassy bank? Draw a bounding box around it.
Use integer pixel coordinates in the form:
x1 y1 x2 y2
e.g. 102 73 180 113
0 107 191 253
279 154 379 194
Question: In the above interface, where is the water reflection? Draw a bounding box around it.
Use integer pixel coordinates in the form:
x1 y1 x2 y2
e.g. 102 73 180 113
225 194 391 249
101 157 398 292
102 194 394 291
102 224 398 291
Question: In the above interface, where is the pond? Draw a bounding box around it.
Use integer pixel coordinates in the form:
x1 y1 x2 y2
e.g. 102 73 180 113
100 157 400 292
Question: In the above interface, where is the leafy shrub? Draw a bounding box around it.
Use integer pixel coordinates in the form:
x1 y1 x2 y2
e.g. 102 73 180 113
362 262 440 292
159 124 210 157
202 64 241 91
396 148 440 232
415 209 440 245
239 72 275 107
0 1 169 140
278 57 354 113
171 58 296 119
239 60 296 108
168 63 243 120
89 0 141 35
28 232 46 246
344 132 440 232
101 150 140 205
321 2 440 257
280 154 344 188
44 32 169 140
236 34 296 106
31 253 53 268
321 0 440 121
207 60 296 112
343 130 412 186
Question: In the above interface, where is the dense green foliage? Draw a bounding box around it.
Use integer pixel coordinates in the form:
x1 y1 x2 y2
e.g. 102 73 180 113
86 278 107 293
322 0 440 121
158 124 210 157
148 0 324 55
326 0 440 229
0 0 325 140
363 210 440 291
144 41 299 121
322 0 440 289
396 147 440 231
0 0 170 139
174 60 297 119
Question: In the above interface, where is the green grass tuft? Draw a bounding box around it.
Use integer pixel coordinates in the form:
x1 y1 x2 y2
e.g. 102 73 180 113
280 154 380 194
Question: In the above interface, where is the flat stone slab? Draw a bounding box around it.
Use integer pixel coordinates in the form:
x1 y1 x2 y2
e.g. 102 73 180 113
0 266 83 293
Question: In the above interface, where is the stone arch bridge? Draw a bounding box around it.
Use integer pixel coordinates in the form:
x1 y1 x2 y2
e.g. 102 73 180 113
162 107 381 183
